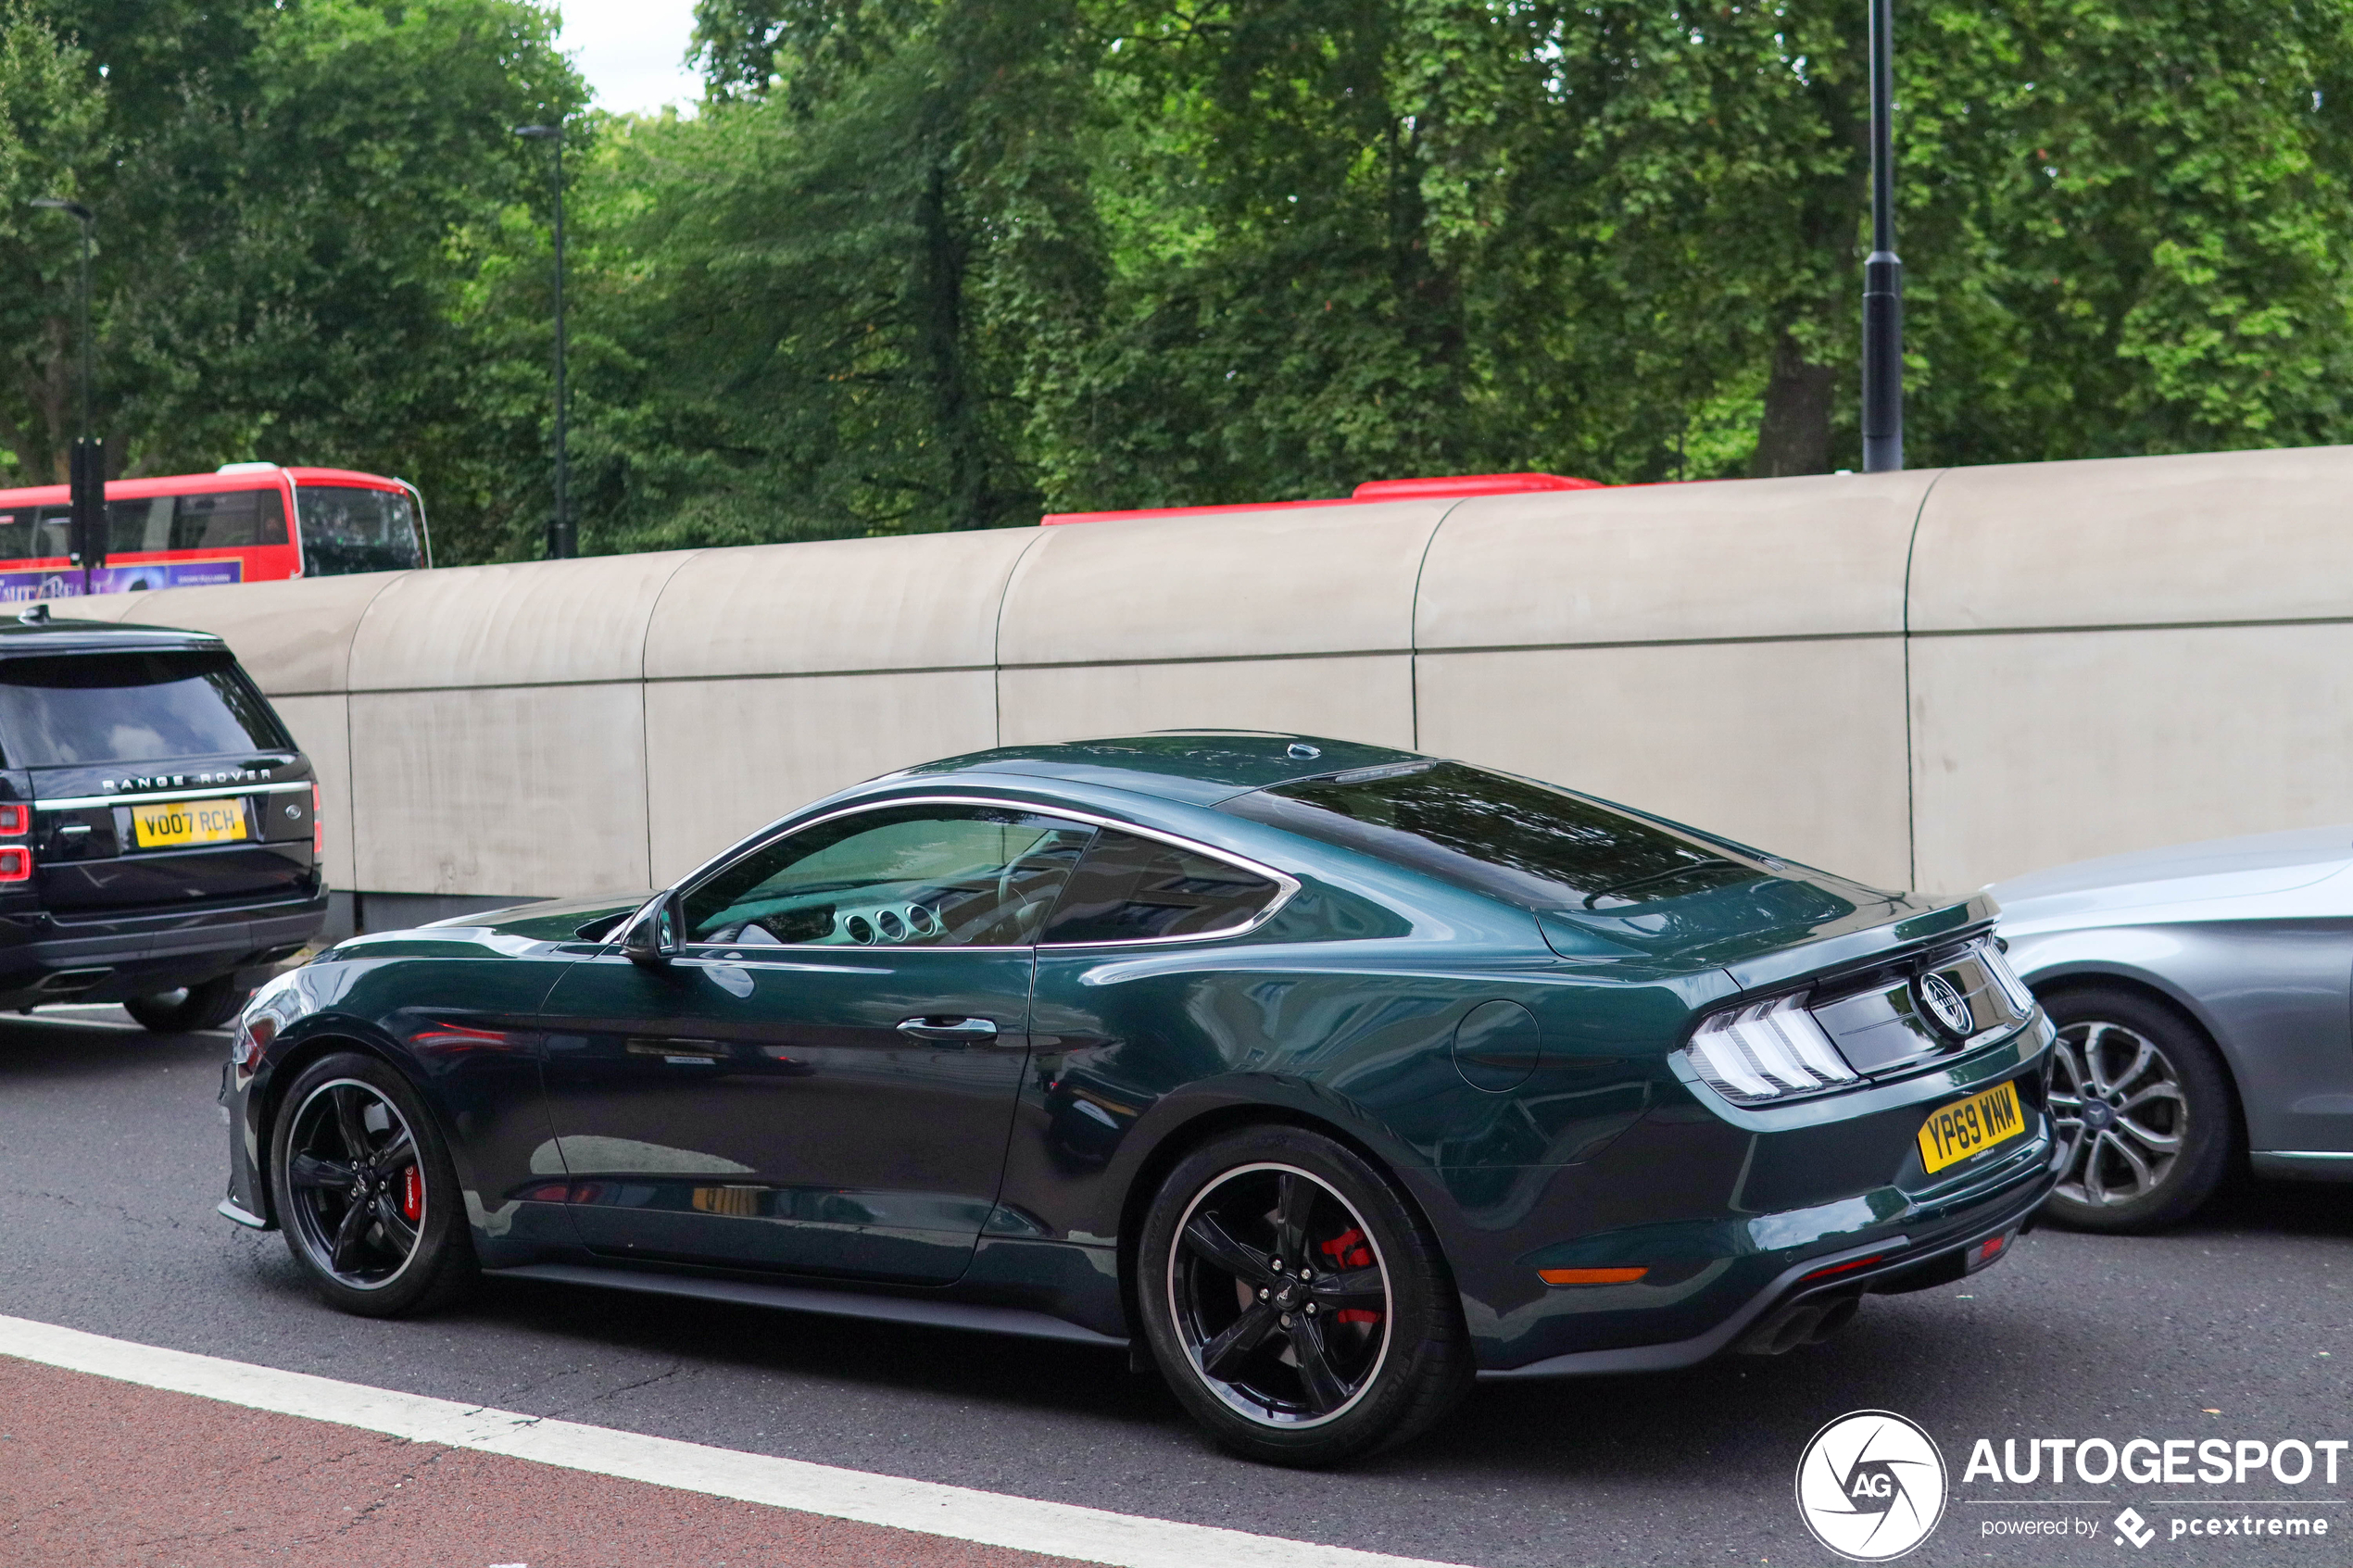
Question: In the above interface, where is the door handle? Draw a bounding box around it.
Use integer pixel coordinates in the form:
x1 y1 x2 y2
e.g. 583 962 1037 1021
896 1016 1000 1044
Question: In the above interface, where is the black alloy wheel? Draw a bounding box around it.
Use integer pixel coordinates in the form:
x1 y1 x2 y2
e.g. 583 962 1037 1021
123 974 251 1034
1138 1126 1469 1466
269 1052 476 1316
2039 986 2235 1235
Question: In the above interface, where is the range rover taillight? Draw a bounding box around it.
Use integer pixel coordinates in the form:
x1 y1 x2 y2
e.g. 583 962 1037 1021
0 805 27 883
311 783 321 856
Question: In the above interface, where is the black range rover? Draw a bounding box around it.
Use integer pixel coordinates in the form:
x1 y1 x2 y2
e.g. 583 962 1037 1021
2 609 326 1031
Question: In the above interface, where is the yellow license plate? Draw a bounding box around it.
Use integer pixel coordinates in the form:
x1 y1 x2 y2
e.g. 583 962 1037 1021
1917 1080 2027 1174
132 798 247 848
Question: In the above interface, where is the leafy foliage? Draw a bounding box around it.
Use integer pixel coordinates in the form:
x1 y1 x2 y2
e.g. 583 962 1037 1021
4 1 2351 561
0 0 576 562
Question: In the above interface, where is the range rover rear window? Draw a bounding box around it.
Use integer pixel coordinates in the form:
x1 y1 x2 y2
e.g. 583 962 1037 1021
0 650 289 766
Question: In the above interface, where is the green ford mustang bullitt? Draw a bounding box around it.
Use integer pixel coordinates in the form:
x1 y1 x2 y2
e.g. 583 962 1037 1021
220 734 2058 1466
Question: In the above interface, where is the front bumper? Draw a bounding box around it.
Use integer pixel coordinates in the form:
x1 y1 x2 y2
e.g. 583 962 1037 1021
0 887 327 1007
220 1051 273 1228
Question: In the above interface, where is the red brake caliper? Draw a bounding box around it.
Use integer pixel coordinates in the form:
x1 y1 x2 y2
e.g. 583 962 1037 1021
400 1164 423 1223
1319 1228 1379 1324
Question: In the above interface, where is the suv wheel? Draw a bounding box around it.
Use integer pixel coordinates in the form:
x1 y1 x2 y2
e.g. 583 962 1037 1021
269 1052 477 1316
1136 1125 1470 1466
123 975 251 1034
2041 986 2234 1234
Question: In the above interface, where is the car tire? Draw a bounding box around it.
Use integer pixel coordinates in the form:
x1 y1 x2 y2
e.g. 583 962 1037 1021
268 1051 477 1317
1136 1125 1471 1467
2038 986 2235 1235
123 975 251 1034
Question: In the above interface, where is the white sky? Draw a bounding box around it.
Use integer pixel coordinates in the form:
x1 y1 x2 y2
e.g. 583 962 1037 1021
559 0 704 118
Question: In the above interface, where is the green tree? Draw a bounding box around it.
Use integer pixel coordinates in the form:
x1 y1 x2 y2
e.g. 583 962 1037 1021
0 0 579 566
544 0 1101 550
1898 0 2353 464
0 1 111 480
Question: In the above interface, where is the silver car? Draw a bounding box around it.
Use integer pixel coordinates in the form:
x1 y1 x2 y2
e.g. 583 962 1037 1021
1992 825 2353 1232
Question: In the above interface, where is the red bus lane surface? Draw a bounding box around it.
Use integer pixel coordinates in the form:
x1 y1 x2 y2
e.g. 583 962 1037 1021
0 1359 1083 1568
0 1320 1470 1568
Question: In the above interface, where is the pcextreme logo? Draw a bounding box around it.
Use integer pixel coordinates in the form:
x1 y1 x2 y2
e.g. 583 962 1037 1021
1796 1410 1950 1562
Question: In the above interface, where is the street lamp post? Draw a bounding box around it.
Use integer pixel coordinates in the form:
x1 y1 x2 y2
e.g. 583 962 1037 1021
32 196 102 592
513 122 573 559
1860 0 1903 473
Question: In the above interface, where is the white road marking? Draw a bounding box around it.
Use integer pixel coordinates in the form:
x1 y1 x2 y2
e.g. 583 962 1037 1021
6 1006 228 1035
0 1314 1470 1568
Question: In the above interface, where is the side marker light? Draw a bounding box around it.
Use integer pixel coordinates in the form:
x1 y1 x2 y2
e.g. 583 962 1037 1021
1538 1267 1650 1286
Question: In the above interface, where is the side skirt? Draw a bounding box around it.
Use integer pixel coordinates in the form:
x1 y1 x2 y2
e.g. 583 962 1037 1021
2251 1149 2353 1184
483 1261 1129 1348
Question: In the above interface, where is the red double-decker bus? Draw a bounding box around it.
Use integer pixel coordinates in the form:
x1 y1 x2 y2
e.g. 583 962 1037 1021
0 463 430 603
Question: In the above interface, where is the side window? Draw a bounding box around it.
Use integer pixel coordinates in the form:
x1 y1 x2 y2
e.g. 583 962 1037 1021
1038 829 1282 946
29 505 72 560
171 489 289 550
108 496 174 555
683 804 1095 949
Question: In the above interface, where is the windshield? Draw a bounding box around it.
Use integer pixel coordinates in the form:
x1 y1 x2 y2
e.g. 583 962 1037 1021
296 485 421 575
1218 759 1768 911
0 650 289 766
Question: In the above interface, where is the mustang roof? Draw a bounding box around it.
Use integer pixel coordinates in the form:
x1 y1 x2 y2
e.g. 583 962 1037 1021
900 732 1424 805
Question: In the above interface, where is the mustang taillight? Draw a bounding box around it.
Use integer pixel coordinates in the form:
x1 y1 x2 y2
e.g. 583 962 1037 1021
1977 936 2038 1016
1685 994 1857 1103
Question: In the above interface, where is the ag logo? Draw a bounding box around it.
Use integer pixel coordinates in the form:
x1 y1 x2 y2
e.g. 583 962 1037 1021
1795 1410 1947 1561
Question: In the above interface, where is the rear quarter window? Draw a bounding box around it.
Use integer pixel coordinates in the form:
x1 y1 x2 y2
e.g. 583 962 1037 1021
1038 829 1282 944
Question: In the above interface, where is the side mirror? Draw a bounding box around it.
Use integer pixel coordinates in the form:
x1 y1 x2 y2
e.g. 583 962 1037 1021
621 890 684 968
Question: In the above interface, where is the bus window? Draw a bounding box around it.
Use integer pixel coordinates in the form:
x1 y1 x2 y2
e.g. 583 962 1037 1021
171 488 288 551
108 496 174 555
0 509 57 561
296 485 421 574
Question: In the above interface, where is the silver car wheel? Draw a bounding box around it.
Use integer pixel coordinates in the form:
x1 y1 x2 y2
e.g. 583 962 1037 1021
2050 1021 2188 1207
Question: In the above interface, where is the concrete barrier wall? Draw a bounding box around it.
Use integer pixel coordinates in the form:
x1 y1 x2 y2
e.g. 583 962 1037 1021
76 444 2353 917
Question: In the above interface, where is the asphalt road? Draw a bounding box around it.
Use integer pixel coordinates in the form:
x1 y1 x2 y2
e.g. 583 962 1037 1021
3 1007 2347 1568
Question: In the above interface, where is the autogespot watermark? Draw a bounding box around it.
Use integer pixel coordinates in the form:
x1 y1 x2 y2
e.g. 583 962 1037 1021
1797 1414 2349 1557
1963 1434 2346 1549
